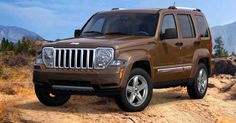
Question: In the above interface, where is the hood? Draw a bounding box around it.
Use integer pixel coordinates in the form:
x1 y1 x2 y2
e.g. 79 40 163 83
45 35 155 50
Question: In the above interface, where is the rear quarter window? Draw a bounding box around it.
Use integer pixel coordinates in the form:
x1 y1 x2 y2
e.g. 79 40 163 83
195 16 209 37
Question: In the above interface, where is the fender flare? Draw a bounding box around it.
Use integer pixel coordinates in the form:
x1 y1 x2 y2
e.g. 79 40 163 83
118 50 154 88
190 49 211 78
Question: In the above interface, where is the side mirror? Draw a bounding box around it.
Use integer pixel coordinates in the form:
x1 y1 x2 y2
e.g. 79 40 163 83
160 28 177 40
74 29 81 38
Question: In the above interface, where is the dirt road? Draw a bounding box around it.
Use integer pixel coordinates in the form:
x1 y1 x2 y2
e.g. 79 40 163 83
1 75 236 123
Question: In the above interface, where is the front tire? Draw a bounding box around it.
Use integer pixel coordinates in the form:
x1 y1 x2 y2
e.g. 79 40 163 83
187 63 208 99
35 85 71 106
115 68 153 112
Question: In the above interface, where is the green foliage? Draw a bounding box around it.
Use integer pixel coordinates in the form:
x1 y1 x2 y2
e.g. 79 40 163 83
0 37 37 56
0 38 14 51
213 37 229 58
231 51 235 56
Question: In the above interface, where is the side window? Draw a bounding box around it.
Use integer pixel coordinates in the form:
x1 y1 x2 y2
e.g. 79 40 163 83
195 16 209 37
90 18 105 32
161 14 177 39
177 14 195 38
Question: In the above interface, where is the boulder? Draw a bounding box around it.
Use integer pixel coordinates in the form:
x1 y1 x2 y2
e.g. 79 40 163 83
214 56 236 75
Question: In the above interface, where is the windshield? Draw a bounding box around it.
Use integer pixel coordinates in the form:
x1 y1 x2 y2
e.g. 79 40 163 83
81 13 159 37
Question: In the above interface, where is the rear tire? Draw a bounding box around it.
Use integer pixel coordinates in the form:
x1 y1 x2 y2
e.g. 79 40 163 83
115 68 153 112
187 63 208 99
35 85 71 106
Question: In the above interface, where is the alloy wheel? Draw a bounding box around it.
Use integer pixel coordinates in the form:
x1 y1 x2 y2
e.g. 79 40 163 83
126 75 148 107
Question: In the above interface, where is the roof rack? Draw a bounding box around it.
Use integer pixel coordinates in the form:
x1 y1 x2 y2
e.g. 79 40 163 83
168 6 201 12
112 8 126 10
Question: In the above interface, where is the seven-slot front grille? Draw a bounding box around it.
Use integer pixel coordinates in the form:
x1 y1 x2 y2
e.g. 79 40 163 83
54 48 95 69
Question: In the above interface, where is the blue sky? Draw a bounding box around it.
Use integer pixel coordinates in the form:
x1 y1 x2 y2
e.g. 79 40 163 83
0 0 236 40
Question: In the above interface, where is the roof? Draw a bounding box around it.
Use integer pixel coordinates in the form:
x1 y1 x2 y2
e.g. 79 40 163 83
98 9 161 14
97 7 202 14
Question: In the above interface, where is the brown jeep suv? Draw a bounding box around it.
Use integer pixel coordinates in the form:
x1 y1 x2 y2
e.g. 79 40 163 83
34 6 214 112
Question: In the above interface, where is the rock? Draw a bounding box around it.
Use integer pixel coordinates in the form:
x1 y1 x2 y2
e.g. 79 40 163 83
220 82 235 92
214 56 236 75
228 83 236 99
209 77 232 90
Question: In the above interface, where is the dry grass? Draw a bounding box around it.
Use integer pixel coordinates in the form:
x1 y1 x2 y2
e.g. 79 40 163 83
0 52 33 82
0 65 33 96
0 82 33 123
0 85 16 95
0 102 3 118
217 116 235 123
0 101 22 123
0 66 32 82
0 53 34 122
0 82 33 96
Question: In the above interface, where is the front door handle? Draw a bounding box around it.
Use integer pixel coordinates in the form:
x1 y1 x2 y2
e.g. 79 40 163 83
175 42 183 47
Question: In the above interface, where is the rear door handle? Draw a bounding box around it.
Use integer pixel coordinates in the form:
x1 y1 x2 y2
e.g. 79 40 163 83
194 41 201 48
175 42 183 47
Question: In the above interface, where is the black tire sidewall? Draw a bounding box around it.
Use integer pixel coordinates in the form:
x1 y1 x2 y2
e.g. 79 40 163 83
188 63 208 99
116 68 153 112
35 85 71 106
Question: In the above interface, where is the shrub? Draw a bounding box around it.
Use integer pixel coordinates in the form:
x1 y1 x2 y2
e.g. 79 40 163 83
0 67 3 77
3 55 28 67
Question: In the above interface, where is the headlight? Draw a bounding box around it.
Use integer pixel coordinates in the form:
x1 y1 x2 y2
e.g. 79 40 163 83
95 48 114 69
42 47 54 68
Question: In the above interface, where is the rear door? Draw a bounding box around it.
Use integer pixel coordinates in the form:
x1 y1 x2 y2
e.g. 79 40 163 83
176 14 197 79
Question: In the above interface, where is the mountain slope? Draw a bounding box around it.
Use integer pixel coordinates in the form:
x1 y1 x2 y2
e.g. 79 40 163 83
211 22 236 53
0 25 44 42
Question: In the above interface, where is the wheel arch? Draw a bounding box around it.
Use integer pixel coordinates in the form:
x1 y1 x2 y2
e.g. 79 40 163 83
118 50 154 88
190 49 211 78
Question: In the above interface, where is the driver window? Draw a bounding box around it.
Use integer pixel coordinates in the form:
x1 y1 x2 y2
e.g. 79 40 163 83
161 14 177 38
90 18 105 32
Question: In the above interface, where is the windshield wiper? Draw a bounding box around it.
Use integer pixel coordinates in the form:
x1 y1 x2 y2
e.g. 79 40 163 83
83 31 104 35
104 32 130 35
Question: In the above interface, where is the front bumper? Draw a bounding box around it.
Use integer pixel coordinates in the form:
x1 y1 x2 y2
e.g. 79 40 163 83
33 64 124 96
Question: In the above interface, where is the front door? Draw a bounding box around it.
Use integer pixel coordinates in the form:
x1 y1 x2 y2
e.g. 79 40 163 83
155 13 182 82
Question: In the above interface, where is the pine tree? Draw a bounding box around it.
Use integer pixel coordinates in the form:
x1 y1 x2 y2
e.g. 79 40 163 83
232 51 235 56
0 38 6 51
6 39 14 51
213 37 228 57
0 38 14 51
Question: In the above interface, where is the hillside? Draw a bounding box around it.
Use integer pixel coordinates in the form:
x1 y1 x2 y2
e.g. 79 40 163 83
0 25 44 42
211 22 236 53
